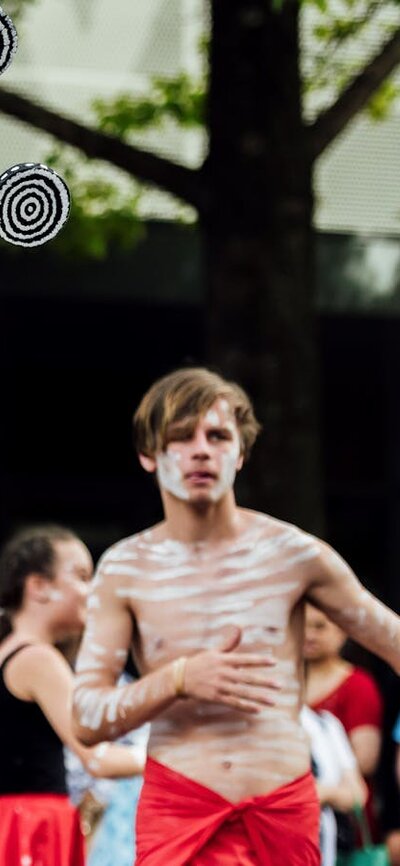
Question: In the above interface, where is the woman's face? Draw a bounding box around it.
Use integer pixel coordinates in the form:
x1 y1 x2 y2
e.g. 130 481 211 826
49 538 93 635
303 604 346 662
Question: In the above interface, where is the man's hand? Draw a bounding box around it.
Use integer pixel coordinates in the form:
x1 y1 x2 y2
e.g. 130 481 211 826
183 626 280 713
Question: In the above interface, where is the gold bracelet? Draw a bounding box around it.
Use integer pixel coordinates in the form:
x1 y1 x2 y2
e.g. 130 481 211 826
172 656 187 698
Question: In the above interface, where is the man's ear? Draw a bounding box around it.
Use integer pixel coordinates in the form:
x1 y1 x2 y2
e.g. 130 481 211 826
236 453 244 472
138 453 157 474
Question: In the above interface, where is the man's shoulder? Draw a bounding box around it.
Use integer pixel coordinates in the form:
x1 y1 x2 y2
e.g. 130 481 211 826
97 525 160 569
247 510 322 554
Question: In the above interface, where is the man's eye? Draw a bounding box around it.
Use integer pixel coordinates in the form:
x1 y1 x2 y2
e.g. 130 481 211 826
209 431 229 441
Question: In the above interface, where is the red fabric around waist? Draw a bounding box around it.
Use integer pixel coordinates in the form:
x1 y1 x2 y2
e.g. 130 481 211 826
136 757 321 866
0 794 85 866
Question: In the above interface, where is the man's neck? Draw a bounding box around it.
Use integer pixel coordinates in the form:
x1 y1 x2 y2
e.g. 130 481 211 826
160 491 242 544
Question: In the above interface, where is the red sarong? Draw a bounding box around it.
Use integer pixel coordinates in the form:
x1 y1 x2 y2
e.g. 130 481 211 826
0 794 85 866
136 757 321 865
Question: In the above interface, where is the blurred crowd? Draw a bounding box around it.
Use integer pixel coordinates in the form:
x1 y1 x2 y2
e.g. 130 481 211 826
1 523 400 866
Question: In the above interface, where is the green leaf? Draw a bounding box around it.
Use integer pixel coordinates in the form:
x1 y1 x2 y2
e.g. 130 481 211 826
92 73 206 141
39 148 146 260
367 79 400 120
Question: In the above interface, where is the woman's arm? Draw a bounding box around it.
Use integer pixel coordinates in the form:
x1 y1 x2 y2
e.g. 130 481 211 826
317 767 367 811
349 726 381 778
8 644 145 778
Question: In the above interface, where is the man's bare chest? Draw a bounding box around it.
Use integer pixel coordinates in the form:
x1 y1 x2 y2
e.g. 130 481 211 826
120 542 307 671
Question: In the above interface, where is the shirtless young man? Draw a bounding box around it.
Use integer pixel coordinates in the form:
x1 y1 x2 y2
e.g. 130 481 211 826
73 367 400 866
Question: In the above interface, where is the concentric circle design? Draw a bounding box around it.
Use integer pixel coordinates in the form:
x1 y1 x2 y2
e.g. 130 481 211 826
0 163 71 247
0 7 18 75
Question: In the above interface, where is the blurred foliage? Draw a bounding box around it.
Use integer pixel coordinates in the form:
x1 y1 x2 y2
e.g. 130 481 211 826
92 74 205 139
301 0 400 120
0 147 146 258
39 72 205 259
367 76 400 117
6 0 399 258
44 148 146 259
2 0 39 22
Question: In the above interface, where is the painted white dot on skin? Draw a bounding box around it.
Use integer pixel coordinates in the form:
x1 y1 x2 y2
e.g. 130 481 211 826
94 743 109 758
102 563 143 577
90 642 108 656
205 409 220 426
76 655 106 672
87 594 101 609
218 399 230 415
115 649 128 659
224 420 237 435
75 672 102 687
48 589 64 602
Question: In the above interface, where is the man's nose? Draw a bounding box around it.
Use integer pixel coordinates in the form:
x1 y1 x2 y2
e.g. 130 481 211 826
191 429 211 456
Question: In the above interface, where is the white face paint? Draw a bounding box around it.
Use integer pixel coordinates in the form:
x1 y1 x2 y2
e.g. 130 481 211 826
208 441 241 502
204 409 220 426
156 450 189 501
87 595 100 610
48 588 65 602
155 400 242 504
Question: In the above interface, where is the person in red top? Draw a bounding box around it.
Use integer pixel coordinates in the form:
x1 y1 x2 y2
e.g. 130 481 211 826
304 603 383 840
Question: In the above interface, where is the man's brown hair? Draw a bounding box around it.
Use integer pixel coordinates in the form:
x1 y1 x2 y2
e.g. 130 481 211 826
133 367 261 461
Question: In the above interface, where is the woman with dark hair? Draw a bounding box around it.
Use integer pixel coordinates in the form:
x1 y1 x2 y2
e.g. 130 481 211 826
0 524 144 866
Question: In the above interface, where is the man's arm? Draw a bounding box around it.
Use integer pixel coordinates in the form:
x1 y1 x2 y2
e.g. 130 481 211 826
306 541 400 674
72 553 179 745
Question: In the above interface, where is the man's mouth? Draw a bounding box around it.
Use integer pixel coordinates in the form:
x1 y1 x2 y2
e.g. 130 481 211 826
185 471 216 481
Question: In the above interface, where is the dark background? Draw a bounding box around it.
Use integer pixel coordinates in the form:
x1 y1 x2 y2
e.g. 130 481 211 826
1 224 400 827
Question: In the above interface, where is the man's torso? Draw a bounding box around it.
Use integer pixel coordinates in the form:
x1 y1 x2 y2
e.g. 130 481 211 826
103 511 321 801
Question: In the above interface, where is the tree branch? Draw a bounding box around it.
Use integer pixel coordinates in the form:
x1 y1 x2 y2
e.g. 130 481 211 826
309 27 400 159
0 85 202 209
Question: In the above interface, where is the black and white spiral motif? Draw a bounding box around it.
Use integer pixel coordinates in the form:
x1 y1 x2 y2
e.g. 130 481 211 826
0 7 18 75
0 163 71 247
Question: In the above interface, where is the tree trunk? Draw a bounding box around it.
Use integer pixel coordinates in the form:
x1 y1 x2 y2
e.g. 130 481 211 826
204 0 324 534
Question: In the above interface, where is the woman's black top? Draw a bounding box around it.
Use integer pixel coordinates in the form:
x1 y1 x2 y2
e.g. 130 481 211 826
0 644 67 795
